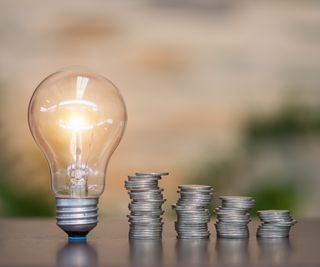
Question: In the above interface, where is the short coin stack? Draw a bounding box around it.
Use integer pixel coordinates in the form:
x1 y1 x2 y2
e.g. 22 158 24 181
257 210 297 238
125 172 168 240
173 185 213 239
215 196 255 239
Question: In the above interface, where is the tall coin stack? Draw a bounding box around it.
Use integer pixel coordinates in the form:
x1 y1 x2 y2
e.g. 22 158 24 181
257 210 297 238
173 185 213 239
215 196 255 239
125 172 168 240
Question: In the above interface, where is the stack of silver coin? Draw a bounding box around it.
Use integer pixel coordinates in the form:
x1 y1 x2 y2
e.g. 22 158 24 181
173 185 213 239
215 196 255 239
125 172 168 240
257 210 297 238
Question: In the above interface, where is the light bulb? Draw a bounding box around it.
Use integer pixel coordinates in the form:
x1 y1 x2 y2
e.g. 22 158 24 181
28 67 127 239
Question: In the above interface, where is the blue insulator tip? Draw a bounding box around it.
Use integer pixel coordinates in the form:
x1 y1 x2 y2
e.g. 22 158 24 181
68 236 87 242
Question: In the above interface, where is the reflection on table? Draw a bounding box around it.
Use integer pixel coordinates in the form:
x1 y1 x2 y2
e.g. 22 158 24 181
57 241 98 267
258 237 292 265
216 238 249 265
176 238 210 266
129 239 163 267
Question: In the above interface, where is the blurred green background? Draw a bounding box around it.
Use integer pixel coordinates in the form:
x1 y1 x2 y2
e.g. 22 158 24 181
0 0 319 218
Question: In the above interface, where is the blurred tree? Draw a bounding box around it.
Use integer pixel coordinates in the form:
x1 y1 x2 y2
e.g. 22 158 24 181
245 103 320 145
0 176 54 217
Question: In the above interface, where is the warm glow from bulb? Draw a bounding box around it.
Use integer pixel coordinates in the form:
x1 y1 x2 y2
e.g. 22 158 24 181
59 115 93 131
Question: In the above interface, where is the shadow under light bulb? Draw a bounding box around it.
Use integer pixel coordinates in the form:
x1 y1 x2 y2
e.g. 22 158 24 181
28 67 127 240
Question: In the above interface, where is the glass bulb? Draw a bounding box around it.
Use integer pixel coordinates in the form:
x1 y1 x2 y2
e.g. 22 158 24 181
28 67 127 239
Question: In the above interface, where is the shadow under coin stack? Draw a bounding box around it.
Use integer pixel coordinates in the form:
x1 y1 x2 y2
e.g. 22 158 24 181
173 185 213 239
257 210 297 238
125 172 168 240
215 196 255 239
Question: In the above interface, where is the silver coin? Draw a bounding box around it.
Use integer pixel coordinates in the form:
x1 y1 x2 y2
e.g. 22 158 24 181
125 183 158 187
128 175 160 181
176 212 210 218
130 210 164 215
177 236 210 240
177 215 210 220
178 217 210 221
130 229 163 233
257 233 289 238
130 214 163 218
175 208 209 213
178 192 213 197
221 199 255 204
178 214 210 218
128 220 163 225
177 203 210 208
258 210 289 215
176 232 210 236
130 228 163 231
130 191 163 196
175 221 208 226
178 199 212 204
129 205 163 210
177 233 210 237
220 196 253 201
130 230 163 234
178 196 212 201
129 208 163 213
178 186 213 193
130 223 163 227
176 232 210 237
125 180 158 185
130 195 164 199
129 235 162 238
216 228 249 233
179 198 212 203
130 233 163 237
129 221 163 225
128 216 162 220
217 215 250 220
175 223 209 227
136 172 169 177
132 199 166 203
126 187 158 192
215 207 248 214
125 185 158 190
258 213 292 218
175 227 209 231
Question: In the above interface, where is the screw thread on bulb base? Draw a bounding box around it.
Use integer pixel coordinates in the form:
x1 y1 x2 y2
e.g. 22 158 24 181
56 197 99 239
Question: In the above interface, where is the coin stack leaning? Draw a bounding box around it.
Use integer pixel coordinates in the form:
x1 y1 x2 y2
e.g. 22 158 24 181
125 172 168 240
257 210 297 238
215 196 255 239
173 185 213 239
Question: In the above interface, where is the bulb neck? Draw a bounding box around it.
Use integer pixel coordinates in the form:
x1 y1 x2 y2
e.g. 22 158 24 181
56 197 99 239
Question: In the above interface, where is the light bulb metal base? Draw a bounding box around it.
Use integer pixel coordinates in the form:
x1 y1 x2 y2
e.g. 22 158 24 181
56 197 99 239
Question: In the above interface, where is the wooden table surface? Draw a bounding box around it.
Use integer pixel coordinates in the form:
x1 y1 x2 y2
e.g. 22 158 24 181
0 219 319 266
